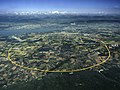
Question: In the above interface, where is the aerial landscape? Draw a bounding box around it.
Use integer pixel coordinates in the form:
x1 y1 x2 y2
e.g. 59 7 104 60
0 0 120 90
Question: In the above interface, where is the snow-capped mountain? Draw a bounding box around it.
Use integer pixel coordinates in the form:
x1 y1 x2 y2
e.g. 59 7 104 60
13 11 68 15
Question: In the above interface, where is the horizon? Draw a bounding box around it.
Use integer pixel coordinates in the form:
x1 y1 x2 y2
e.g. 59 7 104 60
0 0 120 14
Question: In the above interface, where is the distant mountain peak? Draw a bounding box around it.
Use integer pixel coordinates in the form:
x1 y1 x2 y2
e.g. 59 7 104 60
12 11 68 15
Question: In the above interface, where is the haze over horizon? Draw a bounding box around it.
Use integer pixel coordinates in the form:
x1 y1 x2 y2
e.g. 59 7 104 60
0 0 120 14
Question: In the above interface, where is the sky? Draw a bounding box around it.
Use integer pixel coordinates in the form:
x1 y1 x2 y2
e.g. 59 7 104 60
0 0 120 14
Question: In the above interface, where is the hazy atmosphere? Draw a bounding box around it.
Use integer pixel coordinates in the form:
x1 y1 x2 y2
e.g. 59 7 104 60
0 0 120 14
